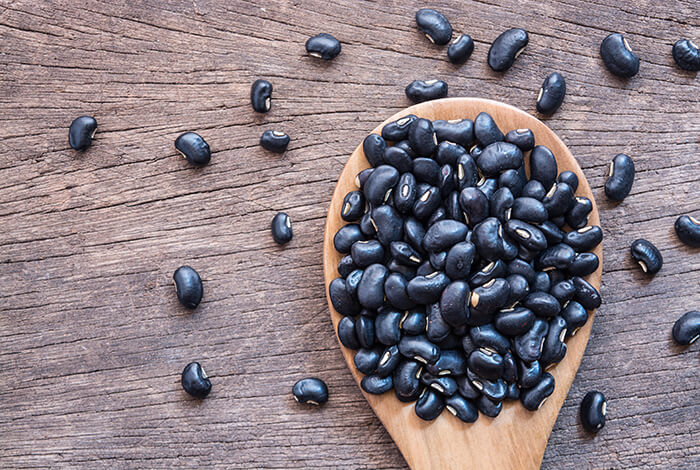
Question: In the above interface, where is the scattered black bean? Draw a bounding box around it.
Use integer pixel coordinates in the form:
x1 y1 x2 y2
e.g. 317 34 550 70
674 215 700 247
672 39 700 71
445 393 478 422
173 266 203 309
579 390 606 432
260 130 290 153
270 212 293 245
175 132 211 165
405 79 448 103
604 153 634 201
448 34 474 64
415 8 453 45
181 362 211 398
600 33 639 78
293 377 329 405
68 115 97 151
536 72 566 114
250 79 272 113
672 310 700 346
630 239 663 275
488 28 529 72
305 33 341 60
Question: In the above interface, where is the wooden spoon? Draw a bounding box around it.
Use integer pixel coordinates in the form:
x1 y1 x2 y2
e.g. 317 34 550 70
323 98 602 470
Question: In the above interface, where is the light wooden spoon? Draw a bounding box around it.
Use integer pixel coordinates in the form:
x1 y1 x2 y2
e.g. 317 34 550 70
323 98 602 470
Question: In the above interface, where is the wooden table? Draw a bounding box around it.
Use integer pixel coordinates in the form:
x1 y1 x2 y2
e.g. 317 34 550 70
1 1 698 468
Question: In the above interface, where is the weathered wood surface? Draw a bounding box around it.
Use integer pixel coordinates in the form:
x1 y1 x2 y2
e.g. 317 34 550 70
0 0 698 468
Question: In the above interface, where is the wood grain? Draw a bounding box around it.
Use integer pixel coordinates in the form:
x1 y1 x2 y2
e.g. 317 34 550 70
323 97 603 470
0 0 698 469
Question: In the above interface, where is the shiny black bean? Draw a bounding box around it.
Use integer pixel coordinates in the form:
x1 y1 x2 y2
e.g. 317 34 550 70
550 279 576 305
477 142 523 177
268 212 294 246
415 8 452 45
374 309 402 345
337 255 357 278
306 33 341 60
429 251 448 271
361 374 393 394
488 28 528 72
394 173 417 214
540 316 568 367
382 115 417 141
507 258 536 284
383 146 413 173
173 266 203 309
536 72 566 114
565 197 593 229
409 118 438 157
355 315 376 349
468 369 506 401
175 131 211 165
472 218 505 261
407 271 450 304
434 141 465 167
438 165 456 196
444 393 478 422
505 219 547 252
250 79 272 113
630 239 662 275
360 212 376 237
260 130 290 154
416 260 434 277
459 187 490 228
580 391 607 432
364 165 400 206
413 185 442 220
672 39 700 71
517 359 542 388
604 153 635 201
394 360 424 402
362 134 386 167
674 215 700 247
389 241 422 267
426 302 451 343
474 112 504 146
334 224 364 253
447 33 475 64
522 179 546 201
443 241 476 280
68 115 98 150
469 324 510 354
375 344 402 377
350 240 384 268
502 131 533 156
427 207 447 227
340 191 365 222
354 346 383 375
470 145 483 159
561 301 588 337
506 274 530 304
372 205 404 246
502 351 518 383
521 372 554 411
600 33 639 78
514 318 549 362
433 120 474 148
499 168 527 198
572 276 602 310
542 182 575 218
468 348 504 380
455 376 479 401
329 278 361 316
401 310 427 336
415 388 445 420
522 292 561 318
438 281 470 327
412 158 441 186
425 349 468 376
421 372 458 396
355 168 374 190
511 197 548 224
538 243 576 271
505 383 520 401
394 140 417 158
356 264 387 309
453 155 478 192
405 79 448 103
344 269 363 300
563 225 603 252
529 145 558 189
399 335 440 364
181 362 212 398
337 316 360 349
470 259 507 287
423 220 469 253
539 221 565 245
672 310 700 346
477 395 503 417
557 171 579 191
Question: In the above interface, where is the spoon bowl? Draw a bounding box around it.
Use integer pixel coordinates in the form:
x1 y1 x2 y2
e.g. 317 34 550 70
323 98 602 470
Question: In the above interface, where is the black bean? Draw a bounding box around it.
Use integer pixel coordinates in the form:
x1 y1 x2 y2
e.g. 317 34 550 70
405 79 449 103
561 301 588 337
426 302 451 343
337 316 360 349
423 220 469 253
260 130 290 154
355 168 374 190
429 251 448 271
565 197 593 229
337 255 357 278
494 306 535 336
372 205 404 246
399 334 441 364
470 259 507 287
360 213 377 237
413 158 441 185
672 310 700 346
181 362 212 398
401 310 427 336
68 115 97 151
539 221 565 245
550 279 576 305
354 346 383 375
630 239 663 275
604 153 635 201
393 172 418 214
403 217 426 256
540 316 568 367
340 191 365 222
413 185 442 220
382 115 417 141
415 8 453 45
517 359 542 388
434 141 465 167
600 33 639 78
499 168 527 198
563 225 603 252
538 243 576 271
394 360 423 402
469 324 510 354
334 224 364 253
504 129 535 152
407 271 450 304
173 265 203 309
506 274 530 304
355 315 376 349
468 348 504 380
421 372 458 396
438 164 456 195
454 153 479 190
468 369 506 401
445 241 477 280
329 278 361 316
361 374 393 394
522 292 561 318
175 131 211 165
415 388 445 420
477 142 524 177
357 264 388 309
514 318 549 362
572 276 602 310
511 197 548 224
529 146 558 189
376 309 403 345
376 345 403 377
488 28 529 72
408 118 438 157
580 391 607 432
543 182 575 218
271 212 293 245
427 207 447 227
505 383 520 401
672 39 700 71
477 395 503 417
521 372 554 411
305 33 341 60
434 119 475 149
457 188 489 229
383 146 413 173
557 171 579 191
362 134 386 167
425 349 468 376
389 241 422 266
474 112 504 147
250 79 272 113
507 258 536 284
472 218 505 261
505 219 547 252
522 180 546 201
385 273 415 310
345 269 363 300
436 281 470 327
445 393 478 422
536 72 566 114
448 34 475 64
674 215 700 247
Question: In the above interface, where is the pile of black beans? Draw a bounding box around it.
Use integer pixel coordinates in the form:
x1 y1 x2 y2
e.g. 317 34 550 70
329 111 602 421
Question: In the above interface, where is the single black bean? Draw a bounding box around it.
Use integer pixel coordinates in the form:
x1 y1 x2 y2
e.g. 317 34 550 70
561 301 588 337
426 302 451 343
415 388 445 420
522 292 561 318
394 360 423 402
470 259 507 287
337 255 357 278
271 212 293 245
429 251 448 271
181 362 212 398
427 207 447 227
448 34 475 64
565 197 593 229
557 171 579 191
563 225 603 252
341 191 365 222
499 168 527 198
306 33 341 60
539 221 565 245
334 224 364 253
435 141 466 166
630 239 663 275
260 130 290 154
415 8 453 45
505 383 520 401
469 324 510 354
536 72 566 114
413 185 442 220
68 115 98 151
468 369 506 401
504 128 535 152
604 153 635 201
362 134 386 167
572 276 602 310
375 309 403 345
517 359 542 388
474 112 504 147
329 278 361 316
173 266 203 309
600 33 639 78
459 187 490 228
376 345 402 377
405 79 448 103
360 212 376 237
175 131 211 165
514 318 549 362
354 346 383 375
522 179 546 201
472 218 506 261
439 281 471 327
434 119 474 148
538 243 576 271
672 310 700 346
502 351 518 383
511 197 548 224
361 374 393 394
542 182 575 218
413 158 441 185
421 372 458 396
389 241 422 266
674 215 700 247
407 271 450 304
398 334 440 364
521 372 554 411
468 348 504 380
383 146 413 173
250 79 272 113
394 173 417 214
529 145 558 189
506 274 530 304
423 220 469 253
345 269 363 300
540 316 568 367
425 349 468 376
438 164 456 195
505 219 547 252
372 205 404 246
477 395 503 418
364 165 400 206
445 393 478 422
357 264 388 309
337 316 360 349
488 28 529 72
355 315 376 349
550 279 576 305
409 118 438 157
507 258 536 284
401 310 427 336
477 142 524 176
382 115 417 141
672 39 700 71
454 153 479 191
445 241 477 280
580 390 607 432
355 168 374 190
